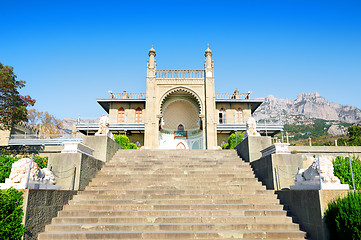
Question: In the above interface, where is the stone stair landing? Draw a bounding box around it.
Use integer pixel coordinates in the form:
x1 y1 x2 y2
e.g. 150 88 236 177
38 150 306 239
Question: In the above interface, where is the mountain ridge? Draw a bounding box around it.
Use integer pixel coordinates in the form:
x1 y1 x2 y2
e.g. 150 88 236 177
253 92 361 124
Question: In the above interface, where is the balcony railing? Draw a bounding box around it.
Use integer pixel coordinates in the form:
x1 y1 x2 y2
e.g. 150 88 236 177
156 70 204 79
174 130 187 139
215 92 251 100
109 92 146 99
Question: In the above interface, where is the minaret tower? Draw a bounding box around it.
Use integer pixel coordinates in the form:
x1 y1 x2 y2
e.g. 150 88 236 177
144 46 158 149
204 45 217 149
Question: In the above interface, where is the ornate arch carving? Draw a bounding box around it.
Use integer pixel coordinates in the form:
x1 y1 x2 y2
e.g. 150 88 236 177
159 87 203 114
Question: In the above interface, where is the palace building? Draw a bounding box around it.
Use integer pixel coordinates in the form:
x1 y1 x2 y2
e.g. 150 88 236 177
76 47 283 149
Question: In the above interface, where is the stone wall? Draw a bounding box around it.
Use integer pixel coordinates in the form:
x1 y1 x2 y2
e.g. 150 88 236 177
48 152 104 190
276 190 350 240
289 146 361 158
22 189 77 240
235 136 272 162
251 154 304 190
0 145 63 156
83 135 120 162
0 129 10 146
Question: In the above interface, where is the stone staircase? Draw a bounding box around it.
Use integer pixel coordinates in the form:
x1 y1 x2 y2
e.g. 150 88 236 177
38 150 306 239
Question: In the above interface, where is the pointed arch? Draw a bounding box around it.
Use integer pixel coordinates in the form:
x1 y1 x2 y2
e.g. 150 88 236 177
135 107 142 123
176 142 186 149
236 107 243 123
219 108 226 124
118 107 125 123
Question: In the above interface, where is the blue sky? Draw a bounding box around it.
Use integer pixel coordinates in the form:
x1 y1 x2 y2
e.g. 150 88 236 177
1 0 361 119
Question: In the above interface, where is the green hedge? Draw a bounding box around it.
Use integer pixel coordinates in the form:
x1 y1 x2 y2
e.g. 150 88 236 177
325 191 361 240
0 188 26 239
333 156 361 190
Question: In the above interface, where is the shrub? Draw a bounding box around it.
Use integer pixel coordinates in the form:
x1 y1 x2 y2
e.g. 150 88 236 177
333 156 361 190
128 143 137 149
227 132 244 149
0 188 26 239
114 135 138 149
324 191 361 240
0 153 19 183
222 143 229 149
32 155 48 169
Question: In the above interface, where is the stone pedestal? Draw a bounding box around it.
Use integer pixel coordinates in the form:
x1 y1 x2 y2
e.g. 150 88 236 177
261 143 290 157
290 180 349 190
0 179 61 190
61 141 94 156
235 136 272 162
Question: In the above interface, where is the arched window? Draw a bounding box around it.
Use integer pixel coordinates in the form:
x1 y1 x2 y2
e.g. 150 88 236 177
176 142 186 149
236 108 243 123
118 107 125 123
178 124 184 131
135 107 142 123
219 108 226 124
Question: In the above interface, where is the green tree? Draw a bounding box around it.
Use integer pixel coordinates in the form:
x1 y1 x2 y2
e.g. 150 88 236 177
325 191 361 240
348 126 361 146
114 135 137 149
0 63 35 130
227 132 244 149
333 156 361 190
27 109 63 137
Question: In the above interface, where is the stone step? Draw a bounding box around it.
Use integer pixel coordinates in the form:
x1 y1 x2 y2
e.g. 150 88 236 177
77 189 270 196
39 150 305 239
45 222 300 232
92 173 257 179
58 209 288 218
52 215 289 224
81 188 267 194
63 204 284 211
68 198 280 205
86 182 263 190
39 230 306 239
88 177 260 185
73 193 277 200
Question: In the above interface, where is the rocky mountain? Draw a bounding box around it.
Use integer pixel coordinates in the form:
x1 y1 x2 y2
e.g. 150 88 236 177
254 92 361 125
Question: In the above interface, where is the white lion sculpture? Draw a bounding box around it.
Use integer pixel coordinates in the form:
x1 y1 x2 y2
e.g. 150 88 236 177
8 158 56 185
95 115 114 140
242 117 260 140
295 157 340 184
291 156 349 190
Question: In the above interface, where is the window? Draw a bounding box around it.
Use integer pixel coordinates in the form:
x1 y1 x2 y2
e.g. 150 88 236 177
219 108 226 124
236 108 243 123
135 107 142 123
178 124 184 131
118 107 125 123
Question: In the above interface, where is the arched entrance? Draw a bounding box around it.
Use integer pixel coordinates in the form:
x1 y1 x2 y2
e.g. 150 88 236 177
176 142 186 149
158 88 203 149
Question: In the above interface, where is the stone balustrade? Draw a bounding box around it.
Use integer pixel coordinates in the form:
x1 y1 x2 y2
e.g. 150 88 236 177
215 92 251 100
156 69 204 79
110 92 146 99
